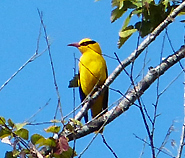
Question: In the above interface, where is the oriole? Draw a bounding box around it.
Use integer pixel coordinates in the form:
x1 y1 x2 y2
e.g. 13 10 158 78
68 38 108 124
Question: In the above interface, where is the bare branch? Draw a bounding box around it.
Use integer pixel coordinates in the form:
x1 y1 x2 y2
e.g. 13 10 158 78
78 131 99 158
156 122 175 157
37 10 64 123
139 137 147 158
66 45 185 140
74 2 185 122
0 21 46 92
177 70 185 158
25 98 51 123
101 134 118 158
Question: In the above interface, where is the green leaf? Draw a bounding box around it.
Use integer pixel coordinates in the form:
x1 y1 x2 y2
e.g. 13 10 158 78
135 21 152 37
44 126 61 134
5 151 20 158
15 122 27 131
0 128 11 138
8 119 15 128
32 136 56 148
68 74 79 88
132 8 143 16
15 128 29 140
130 0 142 8
119 27 137 38
35 137 46 147
45 137 56 147
111 7 126 23
121 13 133 30
111 0 123 8
118 25 137 48
0 116 6 125
161 0 170 10
31 134 45 145
5 151 14 158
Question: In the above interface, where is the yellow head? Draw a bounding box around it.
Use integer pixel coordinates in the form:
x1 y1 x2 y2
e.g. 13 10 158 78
68 38 102 54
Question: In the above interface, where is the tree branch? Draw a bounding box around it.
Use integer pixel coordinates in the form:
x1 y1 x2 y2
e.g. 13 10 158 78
66 45 185 141
177 70 185 157
74 2 185 122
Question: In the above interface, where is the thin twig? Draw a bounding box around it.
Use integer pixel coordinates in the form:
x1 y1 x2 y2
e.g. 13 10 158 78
134 133 175 158
25 98 51 123
77 105 117 158
166 28 176 53
156 122 175 157
27 121 54 126
73 53 77 119
115 47 156 156
114 52 130 77
78 132 99 158
71 53 77 158
140 98 153 124
0 49 47 92
0 53 37 92
176 62 185 158
139 137 147 158
101 134 118 158
176 24 185 158
77 99 119 158
138 99 156 158
151 30 166 157
37 10 64 123
166 28 185 72
0 18 45 92
159 70 183 96
102 53 117 60
63 102 83 120
142 48 149 79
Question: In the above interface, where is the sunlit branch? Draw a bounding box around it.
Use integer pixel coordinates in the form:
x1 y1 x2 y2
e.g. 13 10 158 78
66 45 185 140
73 2 185 122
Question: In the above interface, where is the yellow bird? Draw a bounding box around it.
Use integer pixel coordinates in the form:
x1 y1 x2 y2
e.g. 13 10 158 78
68 38 108 124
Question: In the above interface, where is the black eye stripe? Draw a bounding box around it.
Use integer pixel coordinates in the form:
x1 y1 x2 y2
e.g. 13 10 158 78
80 40 96 46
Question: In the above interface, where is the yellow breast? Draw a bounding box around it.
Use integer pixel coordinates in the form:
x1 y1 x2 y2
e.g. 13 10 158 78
79 51 107 95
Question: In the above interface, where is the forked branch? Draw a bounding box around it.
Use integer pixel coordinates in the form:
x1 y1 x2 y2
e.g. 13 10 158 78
74 2 185 122
66 45 185 140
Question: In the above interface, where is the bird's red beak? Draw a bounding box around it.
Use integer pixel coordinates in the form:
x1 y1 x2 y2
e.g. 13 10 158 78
67 43 80 48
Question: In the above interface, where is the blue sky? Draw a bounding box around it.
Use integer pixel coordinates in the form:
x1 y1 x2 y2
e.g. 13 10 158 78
0 1 184 157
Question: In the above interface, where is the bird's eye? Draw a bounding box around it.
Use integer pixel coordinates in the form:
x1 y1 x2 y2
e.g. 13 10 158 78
80 40 96 46
80 42 88 46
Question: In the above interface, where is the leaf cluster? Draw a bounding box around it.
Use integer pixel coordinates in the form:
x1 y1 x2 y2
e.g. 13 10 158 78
0 117 77 158
111 0 177 48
